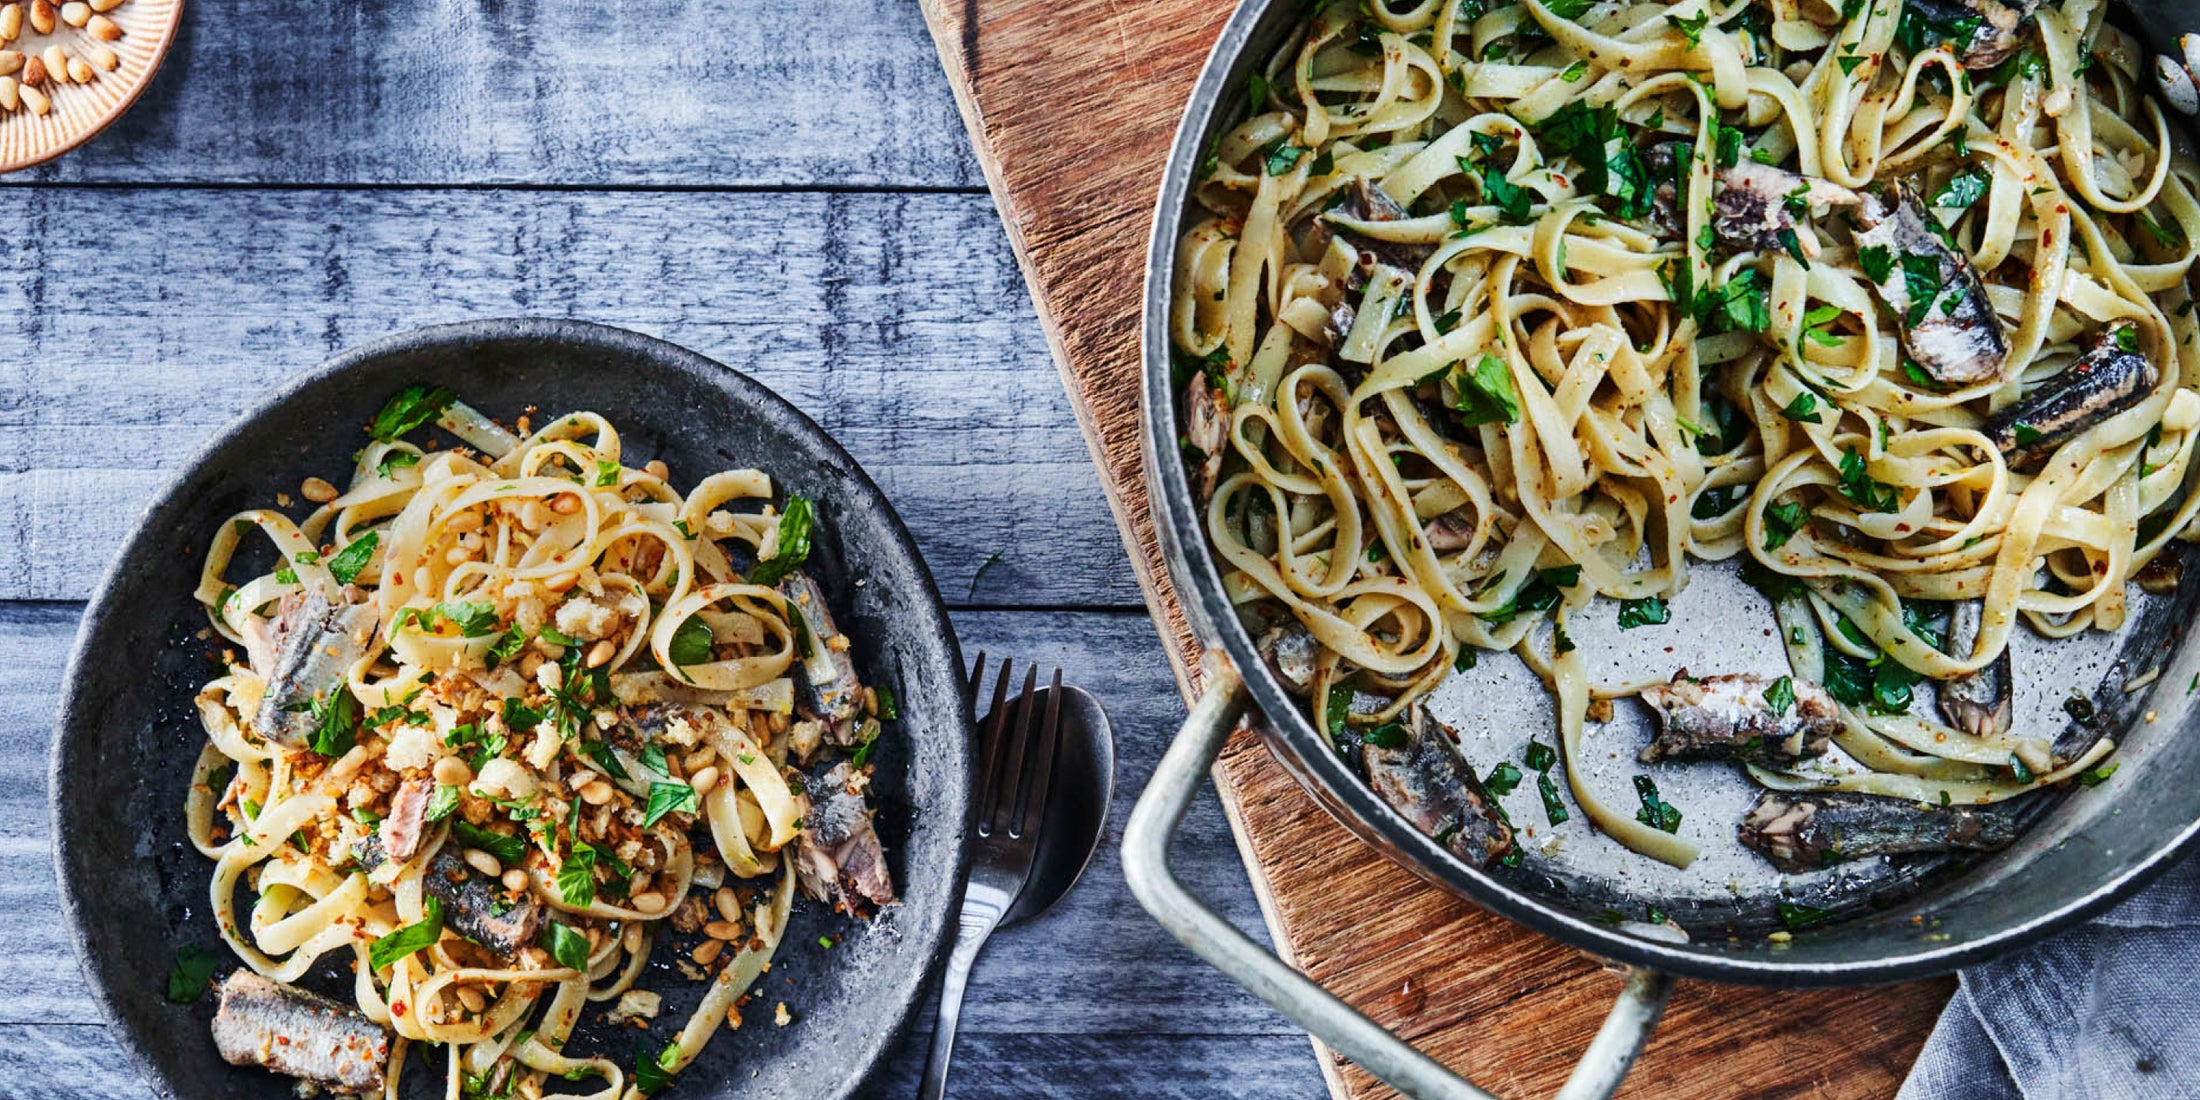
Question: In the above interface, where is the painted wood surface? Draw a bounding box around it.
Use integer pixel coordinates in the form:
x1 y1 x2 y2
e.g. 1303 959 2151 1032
914 0 1951 1097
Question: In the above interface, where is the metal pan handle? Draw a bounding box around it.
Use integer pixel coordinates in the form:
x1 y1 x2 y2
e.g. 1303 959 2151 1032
1121 661 1672 1100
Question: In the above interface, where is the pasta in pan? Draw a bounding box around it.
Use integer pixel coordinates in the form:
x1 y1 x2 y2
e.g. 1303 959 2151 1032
1177 0 2193 871
186 387 897 1097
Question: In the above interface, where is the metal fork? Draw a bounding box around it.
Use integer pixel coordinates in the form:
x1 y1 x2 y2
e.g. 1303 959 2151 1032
918 654 1064 1100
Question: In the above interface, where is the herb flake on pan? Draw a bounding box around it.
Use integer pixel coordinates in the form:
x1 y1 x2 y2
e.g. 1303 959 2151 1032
748 495 815 586
1483 761 1524 796
1537 771 1571 825
369 897 445 971
166 944 220 1004
635 1036 681 1095
1617 596 1670 629
1633 775 1682 833
368 386 457 443
1775 899 1834 930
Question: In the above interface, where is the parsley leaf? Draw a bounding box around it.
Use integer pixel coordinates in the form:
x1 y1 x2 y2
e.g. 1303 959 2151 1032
1483 761 1524 796
368 896 445 971
1633 775 1682 832
1776 899 1834 929
308 689 359 758
1933 166 1989 211
1763 500 1808 550
1617 596 1670 628
368 386 457 443
1448 354 1520 425
1664 11 1709 46
1858 244 1894 284
425 784 460 822
642 781 700 828
541 921 591 971
166 945 220 1004
1780 392 1823 424
327 532 379 586
1763 676 1796 716
452 820 527 867
749 495 815 586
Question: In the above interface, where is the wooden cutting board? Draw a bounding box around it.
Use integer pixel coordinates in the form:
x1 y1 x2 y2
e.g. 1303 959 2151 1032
915 2 1954 1096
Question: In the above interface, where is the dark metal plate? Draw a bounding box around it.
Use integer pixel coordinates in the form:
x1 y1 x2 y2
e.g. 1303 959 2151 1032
51 319 973 1098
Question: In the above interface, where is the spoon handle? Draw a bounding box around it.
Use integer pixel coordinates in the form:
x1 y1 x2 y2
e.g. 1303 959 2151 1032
919 895 1007 1099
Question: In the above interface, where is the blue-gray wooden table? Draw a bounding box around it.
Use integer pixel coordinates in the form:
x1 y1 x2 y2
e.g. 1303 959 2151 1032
0 1 1324 1095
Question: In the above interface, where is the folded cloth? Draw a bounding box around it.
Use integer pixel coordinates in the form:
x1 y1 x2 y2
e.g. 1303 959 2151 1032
1898 854 2200 1100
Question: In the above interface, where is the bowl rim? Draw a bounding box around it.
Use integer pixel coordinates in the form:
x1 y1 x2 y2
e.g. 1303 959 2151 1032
49 317 972 1097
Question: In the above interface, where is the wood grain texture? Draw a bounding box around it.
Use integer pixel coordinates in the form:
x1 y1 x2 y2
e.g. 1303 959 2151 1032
917 0 1951 1096
3 603 1324 1088
7 0 981 187
0 188 1135 609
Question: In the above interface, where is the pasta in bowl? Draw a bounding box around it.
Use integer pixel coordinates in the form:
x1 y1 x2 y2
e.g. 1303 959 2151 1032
52 321 968 1100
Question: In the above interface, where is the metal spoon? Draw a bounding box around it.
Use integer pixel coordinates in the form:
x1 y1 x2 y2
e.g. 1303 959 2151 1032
917 667 1115 1098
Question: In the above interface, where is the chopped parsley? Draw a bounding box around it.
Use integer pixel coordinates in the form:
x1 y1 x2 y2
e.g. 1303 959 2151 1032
1664 11 1709 46
1762 500 1808 550
668 616 714 669
541 921 591 971
326 532 379 586
166 945 219 1004
1780 392 1823 425
1633 775 1682 832
368 386 457 443
1617 596 1670 629
368 897 445 971
1763 675 1796 716
642 781 700 828
749 495 815 586
1775 899 1834 930
1483 761 1524 796
1448 353 1521 426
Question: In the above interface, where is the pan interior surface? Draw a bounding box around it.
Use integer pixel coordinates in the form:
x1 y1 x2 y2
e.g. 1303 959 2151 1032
52 320 971 1097
1142 0 2200 982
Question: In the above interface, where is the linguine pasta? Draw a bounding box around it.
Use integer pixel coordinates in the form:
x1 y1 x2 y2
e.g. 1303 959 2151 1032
188 388 897 1097
1176 0 2193 870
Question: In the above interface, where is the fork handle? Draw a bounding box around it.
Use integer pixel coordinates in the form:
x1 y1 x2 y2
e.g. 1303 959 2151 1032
919 898 1007 1099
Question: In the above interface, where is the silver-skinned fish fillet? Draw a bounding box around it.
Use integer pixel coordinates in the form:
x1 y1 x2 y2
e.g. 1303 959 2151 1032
251 586 380 747
211 969 390 1094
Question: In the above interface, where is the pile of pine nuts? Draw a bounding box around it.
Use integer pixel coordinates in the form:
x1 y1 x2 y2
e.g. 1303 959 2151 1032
0 0 126 116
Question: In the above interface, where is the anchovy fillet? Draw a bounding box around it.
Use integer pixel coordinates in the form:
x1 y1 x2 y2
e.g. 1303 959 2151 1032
211 970 390 1095
354 835 541 957
778 571 864 744
252 587 380 748
1739 789 2024 872
1638 673 1840 765
1360 704 1514 867
1937 600 2013 739
1985 324 2157 467
1319 177 1436 280
1854 184 2008 385
796 760 896 915
1646 145 1859 256
1905 0 2042 69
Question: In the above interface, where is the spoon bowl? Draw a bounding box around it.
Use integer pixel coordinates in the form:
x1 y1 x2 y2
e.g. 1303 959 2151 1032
1000 685 1115 926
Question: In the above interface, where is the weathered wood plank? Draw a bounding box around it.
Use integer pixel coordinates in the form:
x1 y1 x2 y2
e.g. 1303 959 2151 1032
7 0 979 188
0 187 1137 608
0 1023 1328 1100
0 605 1315 1062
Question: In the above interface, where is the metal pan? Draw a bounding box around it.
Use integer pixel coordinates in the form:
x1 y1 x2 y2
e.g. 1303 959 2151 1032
1122 5 2200 1097
51 320 972 1100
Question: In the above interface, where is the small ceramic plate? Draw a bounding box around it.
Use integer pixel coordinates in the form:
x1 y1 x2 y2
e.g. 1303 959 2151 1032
0 0 182 172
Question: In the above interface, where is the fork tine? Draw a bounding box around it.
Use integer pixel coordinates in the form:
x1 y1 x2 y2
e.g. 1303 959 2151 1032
975 658 1017 835
1009 668 1065 840
966 651 988 708
989 663 1039 836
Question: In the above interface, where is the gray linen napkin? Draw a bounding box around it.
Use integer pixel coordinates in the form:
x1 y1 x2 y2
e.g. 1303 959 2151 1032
1897 854 2200 1100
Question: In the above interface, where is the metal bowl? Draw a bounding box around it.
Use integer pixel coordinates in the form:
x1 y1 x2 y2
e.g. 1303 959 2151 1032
51 319 972 1099
1125 4 2200 1096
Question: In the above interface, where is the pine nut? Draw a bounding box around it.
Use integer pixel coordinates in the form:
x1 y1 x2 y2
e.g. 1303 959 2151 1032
691 939 724 965
688 766 720 796
20 54 40 85
552 493 582 515
462 848 502 877
517 501 547 530
57 1 83 26
585 639 615 668
644 460 668 479
702 920 741 941
27 0 51 34
85 10 114 38
433 756 473 787
41 45 63 83
713 886 741 924
21 81 46 113
0 5 19 41
0 76 19 111
545 571 579 593
86 42 112 70
579 780 615 805
64 56 87 83
455 986 486 1014
566 768 598 790
629 891 667 914
621 921 644 953
518 650 545 678
501 867 528 892
300 477 339 503
85 0 113 9
0 51 19 76
681 745 716 770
